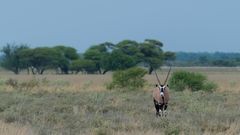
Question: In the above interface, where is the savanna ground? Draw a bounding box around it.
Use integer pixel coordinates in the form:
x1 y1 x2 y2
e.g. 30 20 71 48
0 67 239 135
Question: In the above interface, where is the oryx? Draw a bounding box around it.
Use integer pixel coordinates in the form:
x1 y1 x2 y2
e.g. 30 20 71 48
152 67 171 117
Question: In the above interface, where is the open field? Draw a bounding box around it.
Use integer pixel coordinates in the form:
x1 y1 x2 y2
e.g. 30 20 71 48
1 67 240 92
0 67 239 135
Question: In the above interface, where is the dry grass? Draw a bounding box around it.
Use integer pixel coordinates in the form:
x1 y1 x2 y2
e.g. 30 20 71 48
0 67 240 92
0 121 34 135
0 88 239 135
0 74 112 92
0 67 239 135
202 122 240 135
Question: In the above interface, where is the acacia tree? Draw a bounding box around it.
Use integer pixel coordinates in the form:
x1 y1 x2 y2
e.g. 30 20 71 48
18 47 63 74
164 51 176 61
138 39 164 74
84 42 114 74
116 40 143 64
53 46 79 74
101 49 136 74
17 48 34 74
70 59 97 74
97 39 174 74
1 43 29 74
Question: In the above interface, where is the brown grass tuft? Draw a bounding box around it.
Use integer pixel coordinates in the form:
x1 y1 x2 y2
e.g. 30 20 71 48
0 121 34 135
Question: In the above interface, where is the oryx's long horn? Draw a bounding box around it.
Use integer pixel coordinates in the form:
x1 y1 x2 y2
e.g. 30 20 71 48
154 70 161 86
164 66 172 85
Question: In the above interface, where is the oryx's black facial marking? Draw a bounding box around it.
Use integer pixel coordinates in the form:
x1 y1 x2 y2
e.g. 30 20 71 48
159 85 166 97
160 85 164 93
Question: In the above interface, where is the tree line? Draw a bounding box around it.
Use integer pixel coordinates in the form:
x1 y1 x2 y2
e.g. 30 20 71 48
0 39 175 75
173 52 240 67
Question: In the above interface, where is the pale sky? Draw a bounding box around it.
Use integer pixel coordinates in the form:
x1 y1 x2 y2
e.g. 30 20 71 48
0 0 240 52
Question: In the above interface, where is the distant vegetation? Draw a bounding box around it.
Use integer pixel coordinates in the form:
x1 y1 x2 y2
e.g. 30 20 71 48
1 42 240 75
0 40 175 74
173 52 240 67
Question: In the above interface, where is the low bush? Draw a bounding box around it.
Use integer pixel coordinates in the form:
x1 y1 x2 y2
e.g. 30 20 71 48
5 78 41 91
5 78 18 88
107 67 147 90
203 81 218 92
169 70 217 92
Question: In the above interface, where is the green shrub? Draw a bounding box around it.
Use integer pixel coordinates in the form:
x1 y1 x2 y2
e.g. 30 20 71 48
203 81 218 92
107 67 147 90
169 70 217 92
172 80 186 92
187 72 206 91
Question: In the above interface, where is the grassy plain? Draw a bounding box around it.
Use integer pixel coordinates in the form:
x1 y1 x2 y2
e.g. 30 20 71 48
0 67 239 135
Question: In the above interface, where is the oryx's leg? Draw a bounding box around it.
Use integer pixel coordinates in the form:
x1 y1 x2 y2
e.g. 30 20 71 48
153 100 160 116
159 104 164 117
163 103 168 117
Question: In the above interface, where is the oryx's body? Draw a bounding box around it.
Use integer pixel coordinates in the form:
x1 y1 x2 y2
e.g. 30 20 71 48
152 67 171 117
153 86 170 104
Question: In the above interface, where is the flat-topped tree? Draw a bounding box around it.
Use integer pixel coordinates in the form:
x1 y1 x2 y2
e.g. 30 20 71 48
84 42 114 74
138 39 164 74
1 43 29 74
116 40 143 64
53 46 79 74
18 47 63 74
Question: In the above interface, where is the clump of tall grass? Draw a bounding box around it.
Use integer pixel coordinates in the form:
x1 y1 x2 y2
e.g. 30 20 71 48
4 77 70 91
5 78 18 88
5 78 40 91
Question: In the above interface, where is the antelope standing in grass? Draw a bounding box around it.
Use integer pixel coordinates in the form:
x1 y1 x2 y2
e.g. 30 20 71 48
152 67 171 117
